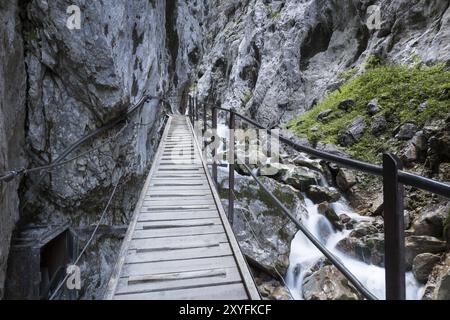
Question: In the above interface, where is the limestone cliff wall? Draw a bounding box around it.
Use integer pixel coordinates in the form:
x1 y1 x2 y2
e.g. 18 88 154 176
0 0 27 299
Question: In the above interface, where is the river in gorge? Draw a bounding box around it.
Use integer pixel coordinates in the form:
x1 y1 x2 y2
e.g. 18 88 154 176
200 118 424 300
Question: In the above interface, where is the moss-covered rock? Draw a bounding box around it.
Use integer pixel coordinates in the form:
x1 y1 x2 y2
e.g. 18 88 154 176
288 62 450 163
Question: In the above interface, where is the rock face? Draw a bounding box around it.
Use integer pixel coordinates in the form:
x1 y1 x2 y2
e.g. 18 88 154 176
195 0 450 126
218 169 305 277
0 0 27 299
2 0 208 299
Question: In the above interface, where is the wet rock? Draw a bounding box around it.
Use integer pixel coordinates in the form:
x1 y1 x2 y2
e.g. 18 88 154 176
292 155 323 171
306 186 341 204
412 205 447 238
413 253 441 283
339 214 352 224
302 266 361 300
338 117 366 147
271 286 292 300
336 168 357 191
317 202 342 231
422 254 450 300
348 221 379 238
370 114 388 136
336 233 385 266
405 236 447 268
338 99 356 112
279 166 321 191
367 99 380 115
395 123 418 140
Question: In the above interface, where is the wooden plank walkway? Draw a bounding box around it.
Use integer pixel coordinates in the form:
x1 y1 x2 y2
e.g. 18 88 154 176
105 115 260 300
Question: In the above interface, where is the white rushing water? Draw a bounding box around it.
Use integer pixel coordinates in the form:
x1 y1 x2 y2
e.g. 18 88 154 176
285 188 424 300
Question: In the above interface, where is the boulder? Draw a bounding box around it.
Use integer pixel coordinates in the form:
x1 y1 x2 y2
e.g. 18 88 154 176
306 185 341 204
422 254 450 300
367 99 380 115
337 99 356 112
302 266 361 300
370 114 388 136
317 109 334 122
413 253 441 283
336 168 357 191
279 166 321 191
317 202 343 231
348 221 379 238
338 117 366 147
405 236 447 268
336 233 385 266
395 122 418 140
412 205 447 238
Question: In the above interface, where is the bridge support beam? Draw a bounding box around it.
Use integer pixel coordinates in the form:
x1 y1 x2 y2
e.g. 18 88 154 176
383 153 406 300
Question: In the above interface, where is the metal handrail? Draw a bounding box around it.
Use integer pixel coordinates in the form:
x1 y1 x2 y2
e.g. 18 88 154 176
188 98 450 300
232 112 450 198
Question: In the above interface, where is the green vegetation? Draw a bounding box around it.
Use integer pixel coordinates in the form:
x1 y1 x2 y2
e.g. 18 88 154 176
266 5 281 20
288 60 450 163
242 90 253 105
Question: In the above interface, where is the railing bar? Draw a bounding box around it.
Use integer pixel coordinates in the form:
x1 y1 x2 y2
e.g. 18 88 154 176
221 109 450 198
241 162 378 300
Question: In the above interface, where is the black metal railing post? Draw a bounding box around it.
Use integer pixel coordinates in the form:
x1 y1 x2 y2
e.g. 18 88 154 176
383 153 406 300
203 102 207 151
189 96 193 125
212 107 218 186
195 96 199 122
228 110 235 226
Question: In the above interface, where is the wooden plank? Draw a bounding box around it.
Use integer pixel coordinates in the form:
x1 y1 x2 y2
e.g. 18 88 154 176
132 226 224 239
136 218 221 229
125 243 233 264
114 283 248 300
129 233 229 251
143 199 214 206
138 211 218 221
116 268 242 295
122 256 237 277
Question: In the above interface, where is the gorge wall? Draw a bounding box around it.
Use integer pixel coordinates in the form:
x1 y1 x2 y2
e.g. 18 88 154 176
0 0 27 298
195 0 449 127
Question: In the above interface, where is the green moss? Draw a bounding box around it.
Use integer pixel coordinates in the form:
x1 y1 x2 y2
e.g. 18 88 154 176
242 90 253 105
288 62 450 163
266 5 281 20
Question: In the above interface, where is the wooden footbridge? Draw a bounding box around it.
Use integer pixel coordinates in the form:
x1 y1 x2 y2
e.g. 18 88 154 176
105 115 260 300
3 94 448 300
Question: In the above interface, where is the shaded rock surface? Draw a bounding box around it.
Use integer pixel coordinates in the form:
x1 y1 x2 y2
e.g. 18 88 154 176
0 0 26 299
413 253 441 284
218 168 305 277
